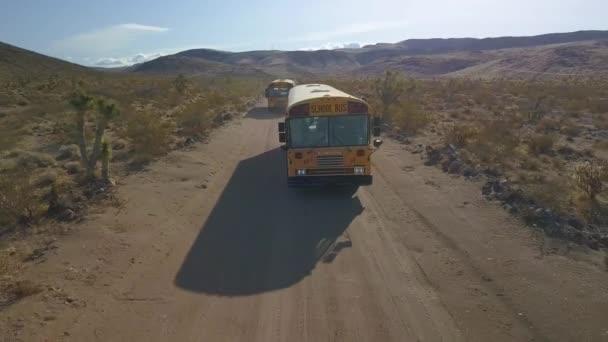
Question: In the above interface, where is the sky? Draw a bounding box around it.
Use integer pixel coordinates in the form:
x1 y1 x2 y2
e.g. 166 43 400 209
0 0 606 67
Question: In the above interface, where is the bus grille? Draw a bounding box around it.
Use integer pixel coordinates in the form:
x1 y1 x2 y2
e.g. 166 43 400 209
308 168 353 175
316 155 344 167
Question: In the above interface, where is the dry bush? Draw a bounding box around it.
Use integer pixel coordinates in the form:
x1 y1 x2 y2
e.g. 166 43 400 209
589 98 608 114
560 121 582 137
0 172 41 227
594 141 608 150
443 124 478 147
126 112 174 162
177 97 212 134
0 129 22 153
536 117 560 133
594 114 608 130
573 161 608 200
391 102 430 134
468 119 519 164
526 178 571 212
520 156 541 171
6 150 56 169
527 134 556 155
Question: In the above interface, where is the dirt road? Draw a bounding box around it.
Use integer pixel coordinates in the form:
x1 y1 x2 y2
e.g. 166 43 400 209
3 107 608 342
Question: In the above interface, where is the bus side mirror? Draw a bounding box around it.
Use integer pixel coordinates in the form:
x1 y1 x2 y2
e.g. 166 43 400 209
373 139 383 148
372 116 381 137
265 89 269 97
278 122 285 132
279 132 287 143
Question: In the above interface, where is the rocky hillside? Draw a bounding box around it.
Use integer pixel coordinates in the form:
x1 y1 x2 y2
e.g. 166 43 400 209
0 42 90 80
127 30 608 79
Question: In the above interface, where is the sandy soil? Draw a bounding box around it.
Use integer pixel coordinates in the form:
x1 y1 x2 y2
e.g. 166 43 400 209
2 106 608 342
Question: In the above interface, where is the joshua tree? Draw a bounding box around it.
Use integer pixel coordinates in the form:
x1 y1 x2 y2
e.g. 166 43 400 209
373 70 415 123
69 92 120 180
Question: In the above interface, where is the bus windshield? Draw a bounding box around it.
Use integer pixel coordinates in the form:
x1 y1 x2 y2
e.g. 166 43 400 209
288 115 368 148
268 87 290 97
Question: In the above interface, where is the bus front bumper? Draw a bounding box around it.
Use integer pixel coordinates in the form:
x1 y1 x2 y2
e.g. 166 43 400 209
287 175 372 187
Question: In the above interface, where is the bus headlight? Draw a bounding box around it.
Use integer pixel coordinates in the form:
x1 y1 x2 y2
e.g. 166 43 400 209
296 169 306 176
354 167 365 175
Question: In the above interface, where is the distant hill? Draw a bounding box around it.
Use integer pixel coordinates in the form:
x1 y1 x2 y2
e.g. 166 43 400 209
0 41 90 80
131 49 360 78
396 30 608 52
2 30 608 81
128 30 608 79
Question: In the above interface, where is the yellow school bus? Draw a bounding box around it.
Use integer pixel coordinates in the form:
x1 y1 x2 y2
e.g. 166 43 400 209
278 84 383 187
265 79 296 112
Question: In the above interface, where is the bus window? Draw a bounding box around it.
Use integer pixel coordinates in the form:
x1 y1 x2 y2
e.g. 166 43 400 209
289 117 329 148
329 115 368 146
268 87 290 97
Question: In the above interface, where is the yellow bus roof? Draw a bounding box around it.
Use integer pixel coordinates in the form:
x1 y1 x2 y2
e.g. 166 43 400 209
269 79 296 86
287 84 367 110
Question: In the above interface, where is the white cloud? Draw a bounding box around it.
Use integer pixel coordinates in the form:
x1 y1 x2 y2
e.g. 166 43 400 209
89 43 226 67
297 42 367 51
118 23 169 32
288 21 407 42
93 52 165 68
53 23 169 56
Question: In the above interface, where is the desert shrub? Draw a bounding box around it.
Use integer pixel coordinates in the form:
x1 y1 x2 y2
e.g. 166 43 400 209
520 156 541 171
525 94 548 123
443 124 478 147
593 114 608 130
594 141 608 150
373 71 415 122
573 161 608 200
173 74 188 94
63 161 82 174
392 102 430 134
526 178 571 212
468 119 519 163
36 170 58 187
177 97 212 133
536 117 560 133
6 150 56 169
0 129 21 152
560 121 582 137
126 112 174 162
0 172 41 227
589 98 608 114
527 134 556 155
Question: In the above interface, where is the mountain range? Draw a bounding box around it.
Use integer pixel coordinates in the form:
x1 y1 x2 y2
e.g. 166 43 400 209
2 30 608 80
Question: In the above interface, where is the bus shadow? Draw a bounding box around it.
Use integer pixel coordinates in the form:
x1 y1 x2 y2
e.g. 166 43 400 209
174 147 364 296
245 107 284 120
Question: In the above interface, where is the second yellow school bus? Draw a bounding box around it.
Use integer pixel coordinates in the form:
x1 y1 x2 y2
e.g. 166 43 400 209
277 84 383 187
265 79 296 112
